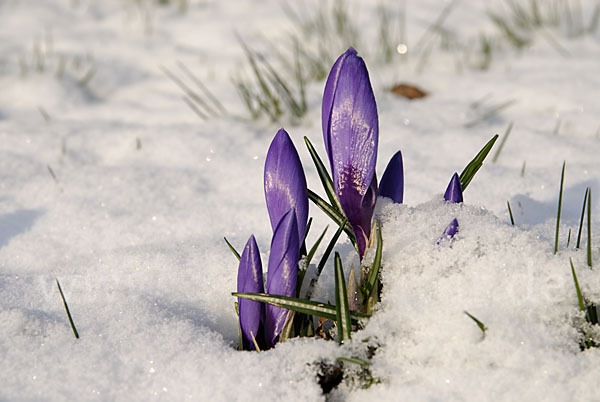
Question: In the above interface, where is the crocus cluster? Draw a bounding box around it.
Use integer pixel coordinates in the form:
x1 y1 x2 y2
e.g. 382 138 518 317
237 129 307 350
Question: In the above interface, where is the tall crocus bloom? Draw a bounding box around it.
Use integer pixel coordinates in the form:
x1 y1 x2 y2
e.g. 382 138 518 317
237 235 265 351
379 150 404 203
322 47 378 257
444 172 463 203
264 129 308 248
264 209 300 348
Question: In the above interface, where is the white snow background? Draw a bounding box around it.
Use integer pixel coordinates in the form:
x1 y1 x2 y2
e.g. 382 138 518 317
1 0 599 400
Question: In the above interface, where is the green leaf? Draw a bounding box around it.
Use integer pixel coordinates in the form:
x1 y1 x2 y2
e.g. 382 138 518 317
308 189 356 246
337 357 370 366
464 310 487 334
576 188 589 249
459 134 499 191
554 161 566 255
507 200 515 226
306 224 328 266
587 188 593 268
56 279 79 339
224 237 241 261
362 220 383 304
570 258 586 312
304 136 343 214
232 292 370 323
492 121 513 163
335 252 352 344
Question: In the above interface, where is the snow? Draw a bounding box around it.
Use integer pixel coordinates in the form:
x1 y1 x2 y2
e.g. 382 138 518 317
1 0 599 400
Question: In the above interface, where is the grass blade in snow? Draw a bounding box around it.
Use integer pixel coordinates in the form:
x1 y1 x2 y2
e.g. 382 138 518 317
306 225 328 266
233 292 370 323
464 311 487 334
304 136 343 214
334 252 352 344
576 188 589 249
362 220 383 304
570 258 586 311
507 200 515 225
554 162 566 254
492 121 514 163
308 189 356 246
224 237 241 261
459 134 499 191
587 188 592 268
56 279 79 339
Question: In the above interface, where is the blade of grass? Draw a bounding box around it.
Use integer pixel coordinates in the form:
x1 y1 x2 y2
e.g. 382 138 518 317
233 292 370 322
362 220 383 304
308 189 356 246
304 136 343 214
224 237 241 261
337 356 370 366
555 161 566 254
176 61 226 116
567 228 572 247
56 279 79 339
507 200 515 225
334 252 352 344
464 310 487 334
587 188 592 268
576 188 589 249
492 121 514 163
459 134 499 191
570 258 586 311
307 225 328 266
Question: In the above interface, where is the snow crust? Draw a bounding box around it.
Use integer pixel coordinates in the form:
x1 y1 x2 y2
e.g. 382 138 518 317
1 0 599 400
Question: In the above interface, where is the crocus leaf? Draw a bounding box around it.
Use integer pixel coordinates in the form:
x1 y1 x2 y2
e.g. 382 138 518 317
306 225 328 266
265 129 308 247
237 235 265 351
362 220 383 304
304 136 343 214
322 48 378 258
378 150 404 203
464 311 487 334
334 252 352 344
459 134 498 191
444 172 463 203
265 209 300 348
308 189 357 246
224 236 241 261
570 258 586 312
233 292 370 323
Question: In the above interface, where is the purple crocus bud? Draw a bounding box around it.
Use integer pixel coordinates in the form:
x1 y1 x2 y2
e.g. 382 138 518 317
439 218 459 242
379 150 404 203
444 172 463 203
322 47 378 257
264 128 308 247
237 235 265 351
264 209 300 348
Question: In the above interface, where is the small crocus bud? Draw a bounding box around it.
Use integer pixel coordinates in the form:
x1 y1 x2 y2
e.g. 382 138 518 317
264 209 300 348
379 150 404 203
440 218 459 241
444 172 463 203
264 128 308 248
322 47 378 258
236 235 265 351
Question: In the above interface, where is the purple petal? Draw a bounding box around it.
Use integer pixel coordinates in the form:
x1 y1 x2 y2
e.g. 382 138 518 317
264 209 300 348
444 173 463 203
264 128 308 247
322 48 378 257
236 235 265 350
378 150 404 203
439 218 459 243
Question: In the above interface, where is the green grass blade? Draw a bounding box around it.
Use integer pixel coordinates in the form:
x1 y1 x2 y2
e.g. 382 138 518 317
232 292 370 323
459 134 499 191
337 357 370 366
492 121 514 163
362 220 383 304
307 225 328 266
507 200 515 225
555 161 566 254
304 137 343 214
567 228 572 248
334 252 352 344
308 189 356 246
317 219 347 277
224 237 241 261
464 310 487 333
587 188 593 268
576 188 589 249
56 279 79 339
570 258 586 311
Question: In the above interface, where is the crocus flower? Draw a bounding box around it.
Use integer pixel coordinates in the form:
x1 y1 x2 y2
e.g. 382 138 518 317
379 150 404 203
439 173 463 243
264 129 308 248
444 172 463 203
237 235 265 351
264 208 300 348
322 47 378 257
